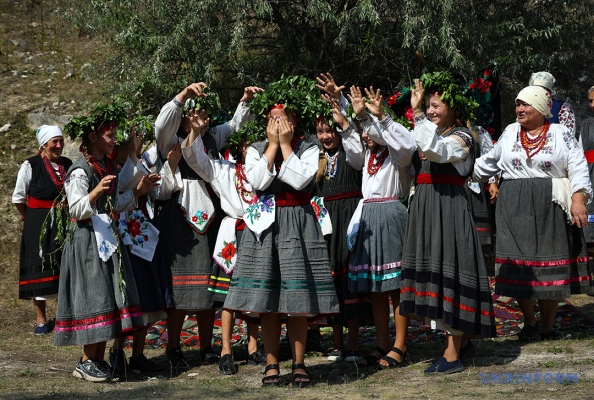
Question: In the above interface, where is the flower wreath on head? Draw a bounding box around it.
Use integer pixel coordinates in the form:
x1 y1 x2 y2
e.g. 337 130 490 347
227 75 334 160
387 87 414 130
420 71 479 124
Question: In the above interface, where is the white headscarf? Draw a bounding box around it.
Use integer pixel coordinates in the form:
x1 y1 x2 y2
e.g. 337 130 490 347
529 71 556 95
36 125 63 149
516 86 553 118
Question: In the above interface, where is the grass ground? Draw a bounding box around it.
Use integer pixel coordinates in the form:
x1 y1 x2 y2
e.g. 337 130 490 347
2 1 594 399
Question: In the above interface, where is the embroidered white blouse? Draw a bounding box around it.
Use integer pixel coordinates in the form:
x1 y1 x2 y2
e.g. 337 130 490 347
245 142 319 192
340 116 416 199
412 115 475 176
181 134 252 219
473 122 592 199
66 157 140 220
12 159 64 204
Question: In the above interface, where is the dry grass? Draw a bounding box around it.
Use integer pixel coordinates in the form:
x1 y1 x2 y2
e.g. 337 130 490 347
2 1 594 399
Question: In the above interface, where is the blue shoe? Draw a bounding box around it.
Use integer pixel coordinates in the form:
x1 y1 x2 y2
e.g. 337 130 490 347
34 323 49 335
424 357 464 375
459 340 476 362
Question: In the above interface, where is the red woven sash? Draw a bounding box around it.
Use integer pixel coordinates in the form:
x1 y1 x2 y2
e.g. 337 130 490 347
584 150 594 164
324 191 363 202
275 191 311 207
416 173 466 186
27 196 56 209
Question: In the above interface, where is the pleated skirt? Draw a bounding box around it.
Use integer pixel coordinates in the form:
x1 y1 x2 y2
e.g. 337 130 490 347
495 178 593 299
348 199 407 293
224 204 339 315
400 183 496 338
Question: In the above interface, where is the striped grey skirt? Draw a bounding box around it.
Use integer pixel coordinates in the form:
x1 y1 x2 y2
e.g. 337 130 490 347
224 204 339 315
400 182 496 338
348 199 407 293
495 178 593 299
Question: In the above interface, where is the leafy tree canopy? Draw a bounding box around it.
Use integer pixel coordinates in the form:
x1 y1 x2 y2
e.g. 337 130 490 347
57 0 594 112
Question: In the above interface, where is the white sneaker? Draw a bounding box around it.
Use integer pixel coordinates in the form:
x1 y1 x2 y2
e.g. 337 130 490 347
327 349 343 362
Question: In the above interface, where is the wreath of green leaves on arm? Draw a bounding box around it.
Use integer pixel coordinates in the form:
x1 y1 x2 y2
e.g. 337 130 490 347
183 92 222 121
420 71 479 123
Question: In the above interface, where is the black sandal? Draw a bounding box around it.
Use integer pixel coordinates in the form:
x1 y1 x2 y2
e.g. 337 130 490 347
218 354 237 375
291 363 311 388
262 364 280 387
358 346 388 368
378 347 408 370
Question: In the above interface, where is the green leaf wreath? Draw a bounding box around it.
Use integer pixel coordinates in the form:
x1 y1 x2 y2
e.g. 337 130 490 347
420 71 479 123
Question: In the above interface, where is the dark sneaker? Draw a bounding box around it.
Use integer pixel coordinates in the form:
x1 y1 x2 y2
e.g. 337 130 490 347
200 346 220 365
129 354 163 373
218 354 237 375
34 323 49 335
98 360 120 382
72 359 111 382
109 348 128 374
540 330 565 341
424 357 464 375
343 350 363 362
165 347 189 370
247 348 266 366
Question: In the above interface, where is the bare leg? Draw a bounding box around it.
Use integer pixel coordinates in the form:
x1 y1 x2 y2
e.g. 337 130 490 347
538 299 560 334
443 334 462 362
246 321 259 355
260 313 281 378
132 329 148 358
287 315 308 382
359 292 390 366
82 343 101 362
346 319 360 351
517 298 537 326
165 309 186 350
94 341 108 362
33 299 47 325
220 309 234 357
196 308 216 350
332 324 344 351
378 290 408 367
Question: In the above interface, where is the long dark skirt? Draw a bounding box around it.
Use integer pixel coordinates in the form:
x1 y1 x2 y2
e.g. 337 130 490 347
325 197 372 325
400 183 496 338
19 207 63 299
224 204 339 315
153 198 214 311
55 221 144 346
495 178 593 299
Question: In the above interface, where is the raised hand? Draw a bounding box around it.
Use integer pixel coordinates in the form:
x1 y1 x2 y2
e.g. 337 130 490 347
188 108 210 142
316 73 345 99
167 142 182 171
278 116 294 146
266 116 279 146
177 82 209 103
135 173 161 197
240 86 264 102
364 86 385 120
347 86 367 119
411 79 425 115
129 125 144 158
323 94 348 130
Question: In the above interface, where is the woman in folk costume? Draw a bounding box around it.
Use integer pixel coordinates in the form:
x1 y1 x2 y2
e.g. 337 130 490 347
474 86 593 341
108 116 179 376
55 104 160 383
181 111 264 375
332 86 416 369
400 73 496 375
153 82 259 369
578 85 594 253
13 125 72 335
297 73 369 363
223 91 339 386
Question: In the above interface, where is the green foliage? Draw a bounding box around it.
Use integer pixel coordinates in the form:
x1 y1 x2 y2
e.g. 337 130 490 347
420 71 479 123
226 121 267 161
248 75 332 136
63 99 129 140
121 114 155 143
183 93 223 120
55 0 594 114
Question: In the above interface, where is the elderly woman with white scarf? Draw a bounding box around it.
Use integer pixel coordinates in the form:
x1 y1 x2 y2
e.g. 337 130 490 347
474 86 594 341
12 125 73 335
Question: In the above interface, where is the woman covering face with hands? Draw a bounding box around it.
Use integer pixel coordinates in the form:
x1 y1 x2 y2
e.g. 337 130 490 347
223 104 339 388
